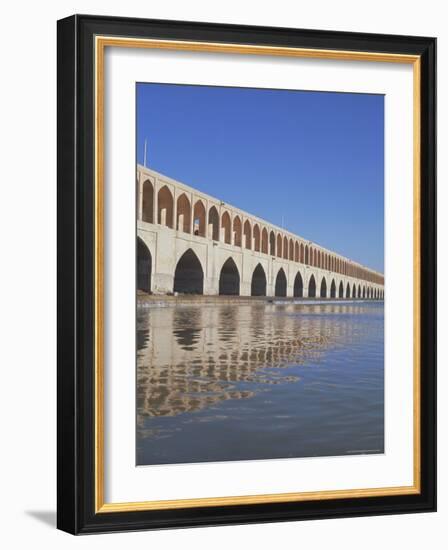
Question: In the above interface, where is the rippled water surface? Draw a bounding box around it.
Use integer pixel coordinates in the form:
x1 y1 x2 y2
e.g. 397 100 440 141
137 302 384 465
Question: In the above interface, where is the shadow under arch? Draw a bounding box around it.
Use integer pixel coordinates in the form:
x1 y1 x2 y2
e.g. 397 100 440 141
137 237 152 293
219 257 240 295
275 268 287 297
330 279 336 298
320 277 327 298
294 271 303 297
308 274 316 297
174 249 204 294
251 263 267 296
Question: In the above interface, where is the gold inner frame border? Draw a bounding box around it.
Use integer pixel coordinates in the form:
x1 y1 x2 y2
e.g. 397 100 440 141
94 35 421 514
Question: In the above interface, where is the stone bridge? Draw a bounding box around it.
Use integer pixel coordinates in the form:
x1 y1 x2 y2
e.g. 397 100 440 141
136 165 384 299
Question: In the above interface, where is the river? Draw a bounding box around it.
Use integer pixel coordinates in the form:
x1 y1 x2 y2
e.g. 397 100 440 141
137 301 384 465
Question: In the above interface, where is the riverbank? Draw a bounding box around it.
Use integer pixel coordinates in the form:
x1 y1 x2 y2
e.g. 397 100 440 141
137 292 383 309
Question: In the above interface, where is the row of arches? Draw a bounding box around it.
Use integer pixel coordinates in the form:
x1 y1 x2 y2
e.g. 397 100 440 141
139 179 383 286
137 240 384 300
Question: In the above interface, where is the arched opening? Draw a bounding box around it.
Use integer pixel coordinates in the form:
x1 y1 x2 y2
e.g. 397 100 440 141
308 275 316 298
176 193 191 233
208 205 220 241
221 211 231 244
244 220 252 250
300 243 305 263
233 216 242 247
193 200 206 236
305 245 309 265
346 282 351 298
330 279 336 298
283 236 288 259
219 258 240 295
358 284 361 298
251 263 267 296
269 231 276 256
276 234 283 258
310 247 314 266
320 277 327 298
294 271 303 297
352 283 356 298
338 281 344 298
157 185 174 228
142 180 154 223
253 224 261 252
289 239 294 261
275 268 287 297
295 241 300 262
174 249 203 294
261 228 268 254
137 238 152 293
362 286 366 299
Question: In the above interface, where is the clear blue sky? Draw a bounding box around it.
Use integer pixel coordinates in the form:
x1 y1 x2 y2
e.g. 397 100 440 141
137 83 384 272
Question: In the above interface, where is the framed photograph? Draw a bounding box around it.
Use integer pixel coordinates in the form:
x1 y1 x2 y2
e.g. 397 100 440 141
57 14 436 534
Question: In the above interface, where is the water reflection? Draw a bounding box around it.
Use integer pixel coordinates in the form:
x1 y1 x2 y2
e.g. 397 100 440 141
137 302 384 465
137 304 376 417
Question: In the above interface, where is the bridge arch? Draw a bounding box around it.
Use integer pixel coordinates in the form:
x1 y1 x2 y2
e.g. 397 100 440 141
221 211 231 244
283 236 288 259
338 281 344 298
251 263 267 296
308 274 316 298
142 180 154 223
137 237 152 293
363 286 366 299
253 224 261 252
193 200 206 236
219 257 240 295
209 205 220 241
157 185 174 228
294 271 303 297
269 230 276 256
261 228 268 254
276 234 283 258
305 245 309 265
330 279 336 298
176 193 191 233
275 268 287 297
358 284 361 298
233 216 242 247
320 277 327 298
346 282 351 298
174 249 204 294
295 241 300 262
244 220 252 250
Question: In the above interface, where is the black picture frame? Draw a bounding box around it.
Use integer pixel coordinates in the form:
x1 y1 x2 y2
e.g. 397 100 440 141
57 14 436 534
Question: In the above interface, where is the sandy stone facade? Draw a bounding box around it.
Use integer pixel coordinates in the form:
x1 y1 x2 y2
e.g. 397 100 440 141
136 164 385 299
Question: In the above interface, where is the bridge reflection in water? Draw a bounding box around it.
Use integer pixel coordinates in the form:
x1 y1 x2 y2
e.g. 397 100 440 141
137 302 384 465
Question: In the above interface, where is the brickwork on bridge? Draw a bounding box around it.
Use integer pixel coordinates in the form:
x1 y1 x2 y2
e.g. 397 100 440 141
136 164 385 299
